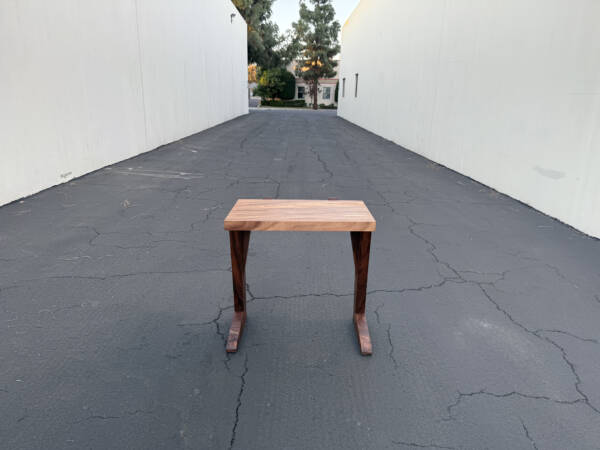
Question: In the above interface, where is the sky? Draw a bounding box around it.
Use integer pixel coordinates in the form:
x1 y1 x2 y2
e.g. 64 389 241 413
271 0 360 34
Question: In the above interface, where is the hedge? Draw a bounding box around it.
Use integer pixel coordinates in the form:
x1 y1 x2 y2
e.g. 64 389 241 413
261 99 307 108
280 71 296 100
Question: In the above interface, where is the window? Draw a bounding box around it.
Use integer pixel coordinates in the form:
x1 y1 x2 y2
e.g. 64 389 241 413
298 86 305 99
323 87 331 100
355 73 359 97
342 78 346 97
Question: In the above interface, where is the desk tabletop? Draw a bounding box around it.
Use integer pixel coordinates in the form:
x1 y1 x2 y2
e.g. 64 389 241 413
224 199 376 232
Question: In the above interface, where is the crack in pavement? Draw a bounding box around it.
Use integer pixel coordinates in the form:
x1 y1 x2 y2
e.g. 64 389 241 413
5 268 231 285
371 186 399 214
71 409 154 424
400 215 600 421
543 263 580 289
456 269 508 283
536 329 599 345
368 278 463 296
444 389 584 421
474 283 600 416
538 333 600 415
229 354 248 450
228 279 461 304
405 217 464 281
373 300 400 370
247 291 353 301
386 323 399 370
79 225 220 248
520 417 539 450
308 145 334 182
392 440 456 449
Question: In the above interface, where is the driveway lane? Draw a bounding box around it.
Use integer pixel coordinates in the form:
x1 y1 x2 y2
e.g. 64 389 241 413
1 109 599 449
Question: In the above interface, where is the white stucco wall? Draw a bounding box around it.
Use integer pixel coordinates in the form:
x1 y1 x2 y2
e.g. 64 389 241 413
0 0 247 206
338 0 600 238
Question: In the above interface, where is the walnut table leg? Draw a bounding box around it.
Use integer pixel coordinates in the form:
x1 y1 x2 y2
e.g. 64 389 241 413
351 231 373 355
226 230 250 352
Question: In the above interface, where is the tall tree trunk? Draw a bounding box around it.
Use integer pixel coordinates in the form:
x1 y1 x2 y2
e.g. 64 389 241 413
312 79 318 110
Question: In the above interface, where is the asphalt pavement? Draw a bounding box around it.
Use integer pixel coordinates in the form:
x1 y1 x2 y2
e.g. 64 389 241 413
1 109 599 449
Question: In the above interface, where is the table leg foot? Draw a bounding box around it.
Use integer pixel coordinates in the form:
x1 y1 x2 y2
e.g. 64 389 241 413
226 311 246 353
354 313 372 356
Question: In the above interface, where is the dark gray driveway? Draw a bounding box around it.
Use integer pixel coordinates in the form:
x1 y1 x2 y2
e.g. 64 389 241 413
1 109 600 449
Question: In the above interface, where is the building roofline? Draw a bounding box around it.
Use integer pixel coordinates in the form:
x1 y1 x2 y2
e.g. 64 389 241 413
343 0 364 31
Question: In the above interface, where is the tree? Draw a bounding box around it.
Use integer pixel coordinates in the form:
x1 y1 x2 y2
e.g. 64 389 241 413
254 69 283 100
278 29 302 67
334 80 339 103
292 0 340 109
254 68 296 100
233 0 282 69
248 64 258 84
279 70 296 100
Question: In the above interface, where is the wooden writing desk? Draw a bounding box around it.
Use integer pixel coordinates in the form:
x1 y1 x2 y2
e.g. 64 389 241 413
223 199 376 355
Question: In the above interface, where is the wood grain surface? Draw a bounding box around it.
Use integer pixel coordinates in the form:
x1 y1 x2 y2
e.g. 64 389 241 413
226 230 250 353
224 199 376 231
351 231 372 355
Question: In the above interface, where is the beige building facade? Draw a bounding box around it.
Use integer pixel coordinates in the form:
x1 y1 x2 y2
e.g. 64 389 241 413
288 62 338 107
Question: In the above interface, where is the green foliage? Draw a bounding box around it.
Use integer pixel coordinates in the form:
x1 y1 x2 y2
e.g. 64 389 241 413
280 70 296 100
261 99 306 108
233 0 281 69
254 68 284 100
292 0 340 109
278 29 302 67
318 103 337 109
334 80 339 103
254 68 296 101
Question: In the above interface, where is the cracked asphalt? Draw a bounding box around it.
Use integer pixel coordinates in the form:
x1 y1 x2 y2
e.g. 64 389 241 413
1 109 600 449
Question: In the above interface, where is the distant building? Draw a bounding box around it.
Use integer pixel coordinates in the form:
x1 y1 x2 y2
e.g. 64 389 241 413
287 61 338 107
